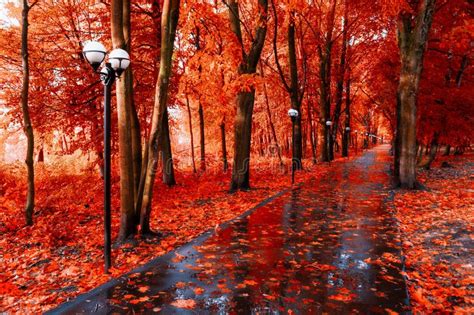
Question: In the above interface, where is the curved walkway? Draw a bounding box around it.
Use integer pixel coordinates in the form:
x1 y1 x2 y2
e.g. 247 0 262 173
48 145 409 314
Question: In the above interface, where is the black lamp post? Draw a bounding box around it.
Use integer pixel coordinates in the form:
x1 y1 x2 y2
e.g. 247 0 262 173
288 108 299 185
82 41 130 273
344 126 350 157
326 120 332 161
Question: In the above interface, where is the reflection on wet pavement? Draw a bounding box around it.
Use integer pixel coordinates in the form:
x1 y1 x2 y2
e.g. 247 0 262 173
49 145 409 314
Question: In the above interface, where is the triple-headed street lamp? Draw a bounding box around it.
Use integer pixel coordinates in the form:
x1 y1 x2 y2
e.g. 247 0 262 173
82 41 131 273
288 109 299 185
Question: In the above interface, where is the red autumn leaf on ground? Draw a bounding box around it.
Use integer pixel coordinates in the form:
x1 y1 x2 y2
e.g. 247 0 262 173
170 299 197 310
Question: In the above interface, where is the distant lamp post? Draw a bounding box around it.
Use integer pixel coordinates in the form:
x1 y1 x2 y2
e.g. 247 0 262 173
325 121 332 161
82 41 130 273
288 109 299 185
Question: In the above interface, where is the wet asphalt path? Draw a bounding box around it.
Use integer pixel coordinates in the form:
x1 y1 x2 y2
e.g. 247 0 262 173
48 145 409 314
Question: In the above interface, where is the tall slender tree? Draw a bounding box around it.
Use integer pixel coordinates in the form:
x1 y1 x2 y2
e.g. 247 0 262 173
271 1 305 170
317 0 337 162
139 0 180 235
331 0 349 159
228 0 269 191
20 0 38 226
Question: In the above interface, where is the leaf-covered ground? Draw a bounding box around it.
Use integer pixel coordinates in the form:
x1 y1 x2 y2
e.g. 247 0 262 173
394 153 474 313
1 150 473 313
0 157 331 313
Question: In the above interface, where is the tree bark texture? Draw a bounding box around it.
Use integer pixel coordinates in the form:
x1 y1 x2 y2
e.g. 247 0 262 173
111 0 137 241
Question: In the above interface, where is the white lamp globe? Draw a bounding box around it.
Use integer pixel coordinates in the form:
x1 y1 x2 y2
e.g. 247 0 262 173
83 41 106 70
288 108 299 118
326 121 332 126
345 127 351 131
109 49 130 75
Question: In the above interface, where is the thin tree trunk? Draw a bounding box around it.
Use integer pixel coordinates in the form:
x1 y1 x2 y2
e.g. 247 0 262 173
318 49 331 162
21 0 35 226
332 0 348 159
455 54 468 88
271 3 302 169
198 103 205 171
421 133 438 170
307 95 317 164
160 108 175 185
342 76 351 157
416 144 423 165
185 94 196 173
112 0 136 241
444 145 450 156
139 0 180 235
259 133 265 156
37 145 44 163
260 62 284 167
220 119 228 172
288 16 303 169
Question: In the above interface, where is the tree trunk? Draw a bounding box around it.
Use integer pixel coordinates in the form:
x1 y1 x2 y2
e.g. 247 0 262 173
228 0 268 191
416 144 423 165
421 133 438 170
443 145 450 156
37 145 44 163
160 108 175 185
139 0 180 235
332 0 348 159
307 96 317 164
318 0 336 162
396 0 436 189
220 119 228 172
21 0 35 226
260 62 284 167
288 17 302 170
198 103 205 171
231 91 256 190
111 0 137 241
185 94 196 173
123 0 142 207
318 50 331 162
271 4 302 169
342 77 351 157
258 133 265 156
